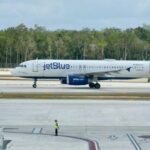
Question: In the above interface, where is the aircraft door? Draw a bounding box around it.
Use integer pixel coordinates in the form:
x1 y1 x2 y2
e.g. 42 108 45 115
32 60 38 72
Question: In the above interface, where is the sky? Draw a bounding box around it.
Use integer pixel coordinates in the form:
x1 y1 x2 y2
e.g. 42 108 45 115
0 0 150 30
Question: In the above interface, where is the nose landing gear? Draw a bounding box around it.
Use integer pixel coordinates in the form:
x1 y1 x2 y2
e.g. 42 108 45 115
33 78 37 88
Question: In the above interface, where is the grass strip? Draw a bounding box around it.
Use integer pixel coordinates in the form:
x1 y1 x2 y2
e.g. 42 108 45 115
0 92 150 100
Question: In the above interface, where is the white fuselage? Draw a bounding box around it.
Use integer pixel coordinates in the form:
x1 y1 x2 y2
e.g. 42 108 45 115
12 59 150 79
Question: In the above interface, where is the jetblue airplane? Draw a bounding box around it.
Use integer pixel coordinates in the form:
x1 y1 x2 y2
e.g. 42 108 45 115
11 59 150 89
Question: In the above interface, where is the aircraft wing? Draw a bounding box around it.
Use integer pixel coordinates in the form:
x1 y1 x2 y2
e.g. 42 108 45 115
79 67 132 77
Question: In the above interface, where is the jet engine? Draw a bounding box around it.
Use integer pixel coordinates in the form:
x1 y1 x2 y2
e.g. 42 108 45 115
61 75 88 85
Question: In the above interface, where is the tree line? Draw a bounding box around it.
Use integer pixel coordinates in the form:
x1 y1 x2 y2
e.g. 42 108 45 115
0 24 150 67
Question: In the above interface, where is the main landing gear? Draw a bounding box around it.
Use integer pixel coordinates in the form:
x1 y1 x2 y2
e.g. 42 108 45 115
33 78 37 88
89 82 101 89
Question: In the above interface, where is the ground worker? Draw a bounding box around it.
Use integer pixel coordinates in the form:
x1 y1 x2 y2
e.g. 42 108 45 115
54 120 59 136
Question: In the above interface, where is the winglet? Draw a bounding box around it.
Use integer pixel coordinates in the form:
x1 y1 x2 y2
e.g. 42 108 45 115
126 67 132 72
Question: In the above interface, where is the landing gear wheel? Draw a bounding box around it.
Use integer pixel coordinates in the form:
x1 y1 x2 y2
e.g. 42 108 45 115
89 82 95 88
33 78 37 88
33 84 37 88
94 83 101 89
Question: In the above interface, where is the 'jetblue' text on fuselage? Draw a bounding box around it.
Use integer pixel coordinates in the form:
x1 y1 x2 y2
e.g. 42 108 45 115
43 62 70 70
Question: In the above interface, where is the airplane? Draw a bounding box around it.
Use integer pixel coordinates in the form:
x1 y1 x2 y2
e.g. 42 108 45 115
11 59 150 89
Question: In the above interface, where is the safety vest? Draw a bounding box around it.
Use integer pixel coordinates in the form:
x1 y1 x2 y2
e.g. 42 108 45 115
54 123 59 129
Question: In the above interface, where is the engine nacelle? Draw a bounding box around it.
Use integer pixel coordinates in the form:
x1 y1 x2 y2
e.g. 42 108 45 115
61 75 88 85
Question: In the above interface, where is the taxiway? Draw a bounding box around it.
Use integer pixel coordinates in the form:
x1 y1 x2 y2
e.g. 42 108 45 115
0 79 149 93
0 99 150 150
0 79 150 99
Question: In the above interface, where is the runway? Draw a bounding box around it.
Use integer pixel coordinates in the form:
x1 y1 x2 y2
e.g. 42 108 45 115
0 78 149 91
0 99 150 150
0 79 150 99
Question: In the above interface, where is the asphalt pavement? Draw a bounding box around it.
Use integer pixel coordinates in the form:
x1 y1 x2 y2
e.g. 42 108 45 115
0 99 150 150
